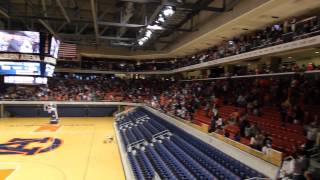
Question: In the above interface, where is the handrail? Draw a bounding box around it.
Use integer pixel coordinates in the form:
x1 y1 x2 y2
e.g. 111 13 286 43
180 70 320 81
118 121 133 128
245 177 271 180
127 139 146 152
152 130 170 139
0 100 144 106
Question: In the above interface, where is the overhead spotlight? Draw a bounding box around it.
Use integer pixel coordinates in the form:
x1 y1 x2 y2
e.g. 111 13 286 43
147 25 163 30
315 51 320 54
138 41 144 46
158 14 165 23
142 37 148 41
163 6 175 17
145 30 152 38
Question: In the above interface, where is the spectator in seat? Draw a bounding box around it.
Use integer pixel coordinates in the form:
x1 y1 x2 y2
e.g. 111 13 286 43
304 122 318 151
244 123 252 137
292 105 304 124
236 94 246 107
224 131 230 138
279 102 288 126
249 134 258 149
234 132 241 142
239 113 249 137
262 141 272 155
216 115 224 130
208 112 219 133
290 17 297 33
255 132 266 151
287 150 309 180
249 122 260 137
211 104 218 118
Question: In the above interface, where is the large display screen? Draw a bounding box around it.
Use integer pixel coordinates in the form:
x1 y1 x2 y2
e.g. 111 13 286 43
50 37 60 58
0 61 40 75
4 76 47 85
45 64 55 77
0 30 40 54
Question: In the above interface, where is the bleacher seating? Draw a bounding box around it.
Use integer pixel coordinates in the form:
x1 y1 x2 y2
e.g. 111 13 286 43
194 105 308 155
116 108 265 179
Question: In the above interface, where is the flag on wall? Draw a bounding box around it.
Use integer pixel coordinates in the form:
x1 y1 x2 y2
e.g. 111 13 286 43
58 43 77 59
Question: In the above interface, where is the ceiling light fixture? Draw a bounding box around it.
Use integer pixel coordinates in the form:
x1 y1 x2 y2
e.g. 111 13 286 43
147 25 163 30
158 15 165 23
145 30 152 38
162 6 175 17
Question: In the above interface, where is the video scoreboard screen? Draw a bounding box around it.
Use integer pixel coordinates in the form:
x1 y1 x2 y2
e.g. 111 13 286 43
4 76 47 85
45 64 55 77
0 30 40 54
50 37 60 58
0 61 40 75
0 30 60 85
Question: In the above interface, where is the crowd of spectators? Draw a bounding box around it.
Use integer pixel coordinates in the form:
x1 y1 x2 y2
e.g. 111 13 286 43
57 15 320 72
1 72 319 155
1 72 319 179
173 15 320 69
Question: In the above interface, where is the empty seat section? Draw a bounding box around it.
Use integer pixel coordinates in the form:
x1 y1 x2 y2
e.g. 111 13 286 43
162 139 216 180
149 119 167 132
128 153 145 180
154 142 196 180
171 135 240 180
118 108 266 179
131 126 145 141
120 129 130 146
135 151 156 180
126 128 138 144
138 124 153 140
145 145 178 180
143 122 159 134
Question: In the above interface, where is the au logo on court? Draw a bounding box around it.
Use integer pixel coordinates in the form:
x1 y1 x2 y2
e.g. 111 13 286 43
0 137 62 155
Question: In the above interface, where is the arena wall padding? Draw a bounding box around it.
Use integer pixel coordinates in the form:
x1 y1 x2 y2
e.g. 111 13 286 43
4 105 117 117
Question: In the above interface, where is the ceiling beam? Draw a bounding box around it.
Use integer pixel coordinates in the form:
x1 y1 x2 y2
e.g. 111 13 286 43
39 19 60 39
41 0 48 17
57 7 82 32
56 0 71 23
78 8 111 34
99 36 136 41
202 0 226 12
0 7 10 18
98 21 146 28
90 0 99 44
119 0 160 3
99 26 109 35
9 15 91 23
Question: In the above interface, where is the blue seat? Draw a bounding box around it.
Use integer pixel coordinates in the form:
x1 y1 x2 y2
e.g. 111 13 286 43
119 109 266 179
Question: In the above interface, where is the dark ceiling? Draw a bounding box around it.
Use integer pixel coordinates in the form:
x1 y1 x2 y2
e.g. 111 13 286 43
0 0 238 50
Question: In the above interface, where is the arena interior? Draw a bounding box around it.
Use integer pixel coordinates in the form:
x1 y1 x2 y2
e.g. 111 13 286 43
1 0 320 180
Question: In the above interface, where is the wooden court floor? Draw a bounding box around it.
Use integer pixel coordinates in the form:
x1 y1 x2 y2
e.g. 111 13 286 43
0 117 125 180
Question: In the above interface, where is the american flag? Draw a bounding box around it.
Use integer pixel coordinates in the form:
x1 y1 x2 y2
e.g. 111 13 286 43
58 43 77 60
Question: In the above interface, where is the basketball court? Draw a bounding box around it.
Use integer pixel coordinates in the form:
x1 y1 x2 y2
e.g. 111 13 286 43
0 117 125 180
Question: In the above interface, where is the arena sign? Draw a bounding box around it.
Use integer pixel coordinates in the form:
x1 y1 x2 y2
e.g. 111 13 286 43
0 137 62 155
